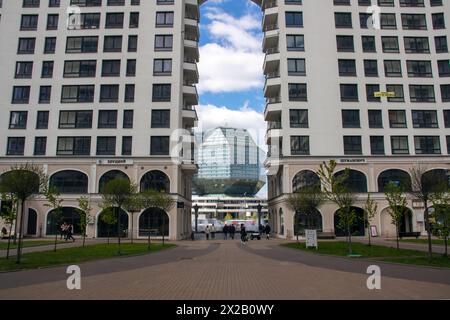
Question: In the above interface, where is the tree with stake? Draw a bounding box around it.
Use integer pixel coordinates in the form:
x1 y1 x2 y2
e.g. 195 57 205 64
43 186 64 252
384 181 408 250
409 166 448 260
317 160 357 255
139 189 174 249
77 196 93 248
99 177 137 255
363 194 378 247
430 189 450 257
99 208 116 245
0 164 45 264
0 193 18 259
287 186 324 242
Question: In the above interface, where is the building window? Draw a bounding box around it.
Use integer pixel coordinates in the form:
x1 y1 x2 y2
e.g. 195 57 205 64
289 109 308 128
391 136 409 155
150 136 170 155
56 137 91 156
152 84 171 102
288 83 307 101
414 136 441 154
342 110 360 128
290 136 309 155
6 137 25 156
368 110 383 128
96 137 116 156
36 111 49 129
98 110 118 129
151 110 170 128
122 136 132 156
370 136 385 155
9 111 28 129
343 136 362 155
34 137 47 156
59 110 92 129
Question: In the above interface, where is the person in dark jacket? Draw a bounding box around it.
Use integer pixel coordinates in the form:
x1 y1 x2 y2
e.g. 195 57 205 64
66 224 75 242
223 224 228 240
240 224 247 245
264 223 271 240
229 224 236 240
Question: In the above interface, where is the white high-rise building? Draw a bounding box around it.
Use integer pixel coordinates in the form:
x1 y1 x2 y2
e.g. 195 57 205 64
0 0 199 240
263 0 450 238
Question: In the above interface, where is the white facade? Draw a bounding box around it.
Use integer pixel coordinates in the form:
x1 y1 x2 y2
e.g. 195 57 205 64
0 0 199 240
264 0 450 238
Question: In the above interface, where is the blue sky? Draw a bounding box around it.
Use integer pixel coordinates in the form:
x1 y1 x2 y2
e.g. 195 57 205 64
196 0 267 197
198 0 264 112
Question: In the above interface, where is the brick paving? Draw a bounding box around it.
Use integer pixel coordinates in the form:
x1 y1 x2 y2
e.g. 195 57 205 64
0 239 449 299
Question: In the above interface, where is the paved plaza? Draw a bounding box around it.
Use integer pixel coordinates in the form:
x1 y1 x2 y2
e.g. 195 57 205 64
0 238 449 300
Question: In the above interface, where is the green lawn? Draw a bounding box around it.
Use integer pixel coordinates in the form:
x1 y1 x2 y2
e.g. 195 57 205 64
398 239 446 246
0 240 68 250
283 241 450 268
0 243 175 272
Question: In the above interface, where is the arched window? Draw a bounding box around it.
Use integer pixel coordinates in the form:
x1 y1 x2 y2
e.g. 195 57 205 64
97 208 129 238
140 170 170 193
334 169 367 193
139 208 169 237
294 209 322 236
378 169 412 192
98 170 130 193
422 169 450 193
46 207 81 235
0 170 40 194
292 170 320 192
334 207 365 236
49 170 88 194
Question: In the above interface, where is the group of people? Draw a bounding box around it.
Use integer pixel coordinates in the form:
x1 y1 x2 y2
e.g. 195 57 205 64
60 222 75 242
200 222 271 244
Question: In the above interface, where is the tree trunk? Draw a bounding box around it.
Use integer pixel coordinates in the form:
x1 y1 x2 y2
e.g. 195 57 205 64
15 199 25 264
347 221 352 255
368 224 372 247
162 215 165 246
6 223 13 259
130 213 134 244
116 207 122 255
13 202 19 245
396 223 399 250
444 236 448 258
82 230 86 248
147 213 151 250
424 203 433 261
107 228 110 245
54 231 58 252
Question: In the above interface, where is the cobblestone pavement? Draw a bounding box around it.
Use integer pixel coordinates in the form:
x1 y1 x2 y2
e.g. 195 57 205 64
0 239 449 300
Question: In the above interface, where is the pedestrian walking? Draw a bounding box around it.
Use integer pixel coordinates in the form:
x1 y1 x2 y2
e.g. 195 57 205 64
229 224 235 240
211 223 216 240
205 225 210 240
66 224 75 242
240 223 247 245
223 224 228 240
264 223 271 240
60 222 67 240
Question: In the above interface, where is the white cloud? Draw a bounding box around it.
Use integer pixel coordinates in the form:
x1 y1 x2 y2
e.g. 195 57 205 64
196 103 267 152
198 8 264 94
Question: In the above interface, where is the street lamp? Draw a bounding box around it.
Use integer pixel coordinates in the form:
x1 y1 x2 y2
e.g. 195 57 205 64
257 203 263 228
193 203 199 233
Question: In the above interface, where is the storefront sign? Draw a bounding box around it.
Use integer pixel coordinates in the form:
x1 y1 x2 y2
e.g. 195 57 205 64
338 158 366 164
96 159 133 166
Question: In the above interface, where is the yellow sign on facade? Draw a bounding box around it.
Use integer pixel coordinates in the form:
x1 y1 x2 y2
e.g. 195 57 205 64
374 91 396 98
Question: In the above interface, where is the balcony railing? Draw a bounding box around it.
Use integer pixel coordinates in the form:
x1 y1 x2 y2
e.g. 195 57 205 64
265 47 280 54
185 13 199 21
267 121 282 129
266 71 280 79
266 97 281 104
184 33 199 41
264 24 279 32
184 57 197 63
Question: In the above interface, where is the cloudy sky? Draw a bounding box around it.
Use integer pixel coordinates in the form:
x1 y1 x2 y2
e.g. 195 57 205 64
196 0 267 197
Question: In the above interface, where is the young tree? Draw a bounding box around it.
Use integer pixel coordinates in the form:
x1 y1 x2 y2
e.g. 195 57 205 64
363 194 378 246
0 164 46 264
99 178 137 255
99 208 117 245
0 193 18 259
409 166 448 260
123 194 141 244
317 160 357 255
287 186 324 242
77 196 93 248
139 189 175 249
430 190 450 257
43 186 64 252
384 181 408 250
